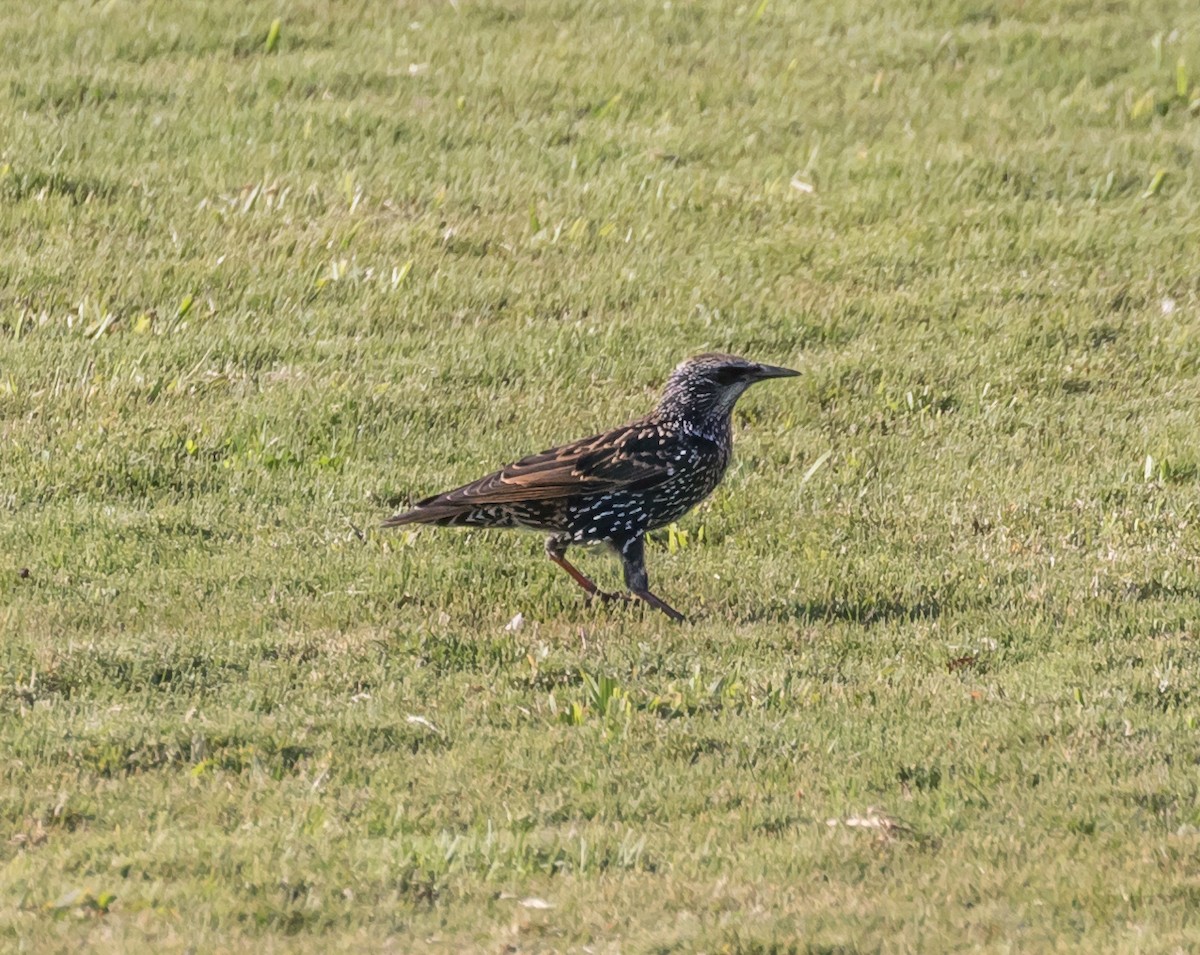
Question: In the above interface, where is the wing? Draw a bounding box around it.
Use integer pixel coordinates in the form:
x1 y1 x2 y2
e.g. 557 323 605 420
383 421 675 526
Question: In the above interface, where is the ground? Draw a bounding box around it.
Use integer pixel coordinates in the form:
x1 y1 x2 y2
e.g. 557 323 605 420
2 0 1200 951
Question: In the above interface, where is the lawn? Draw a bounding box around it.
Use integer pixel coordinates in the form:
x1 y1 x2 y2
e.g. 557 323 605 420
3 0 1200 951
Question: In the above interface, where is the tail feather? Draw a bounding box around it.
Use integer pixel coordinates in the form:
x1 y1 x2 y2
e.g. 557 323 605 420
381 494 482 528
380 509 423 528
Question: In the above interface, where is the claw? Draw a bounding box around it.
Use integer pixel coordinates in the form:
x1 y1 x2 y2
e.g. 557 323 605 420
585 589 684 623
586 590 633 606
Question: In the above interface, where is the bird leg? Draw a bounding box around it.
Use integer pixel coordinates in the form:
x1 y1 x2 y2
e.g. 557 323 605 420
617 535 686 623
545 537 628 603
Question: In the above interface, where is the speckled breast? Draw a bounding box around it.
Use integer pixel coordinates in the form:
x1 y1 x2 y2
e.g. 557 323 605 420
565 432 730 543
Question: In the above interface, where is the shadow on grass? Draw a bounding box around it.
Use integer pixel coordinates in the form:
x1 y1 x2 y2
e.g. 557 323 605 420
1122 580 1200 603
680 941 871 955
738 591 947 627
0 168 121 204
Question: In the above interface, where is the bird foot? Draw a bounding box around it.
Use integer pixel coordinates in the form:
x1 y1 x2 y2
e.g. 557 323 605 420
587 589 634 606
585 589 685 623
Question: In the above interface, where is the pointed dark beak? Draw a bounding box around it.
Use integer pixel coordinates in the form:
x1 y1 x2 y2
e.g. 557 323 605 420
751 362 800 380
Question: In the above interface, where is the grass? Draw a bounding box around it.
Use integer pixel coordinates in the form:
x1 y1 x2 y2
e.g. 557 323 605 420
3 0 1200 950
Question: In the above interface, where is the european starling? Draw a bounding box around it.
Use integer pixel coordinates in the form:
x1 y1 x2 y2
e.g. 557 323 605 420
383 353 799 621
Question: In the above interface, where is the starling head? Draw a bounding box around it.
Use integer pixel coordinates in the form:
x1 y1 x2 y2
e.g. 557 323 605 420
655 353 799 425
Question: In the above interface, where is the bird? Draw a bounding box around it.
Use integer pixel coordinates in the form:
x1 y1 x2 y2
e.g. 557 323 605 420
382 353 799 622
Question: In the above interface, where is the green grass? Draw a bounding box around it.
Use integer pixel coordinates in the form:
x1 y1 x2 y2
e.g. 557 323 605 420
3 0 1200 950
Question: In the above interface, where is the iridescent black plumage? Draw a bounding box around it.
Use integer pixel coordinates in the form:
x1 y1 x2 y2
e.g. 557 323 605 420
383 353 799 621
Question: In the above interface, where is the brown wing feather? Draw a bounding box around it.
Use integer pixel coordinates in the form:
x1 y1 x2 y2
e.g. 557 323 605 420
383 421 672 526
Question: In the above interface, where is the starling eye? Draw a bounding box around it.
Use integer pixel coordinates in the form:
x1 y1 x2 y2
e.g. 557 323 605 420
714 367 743 386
